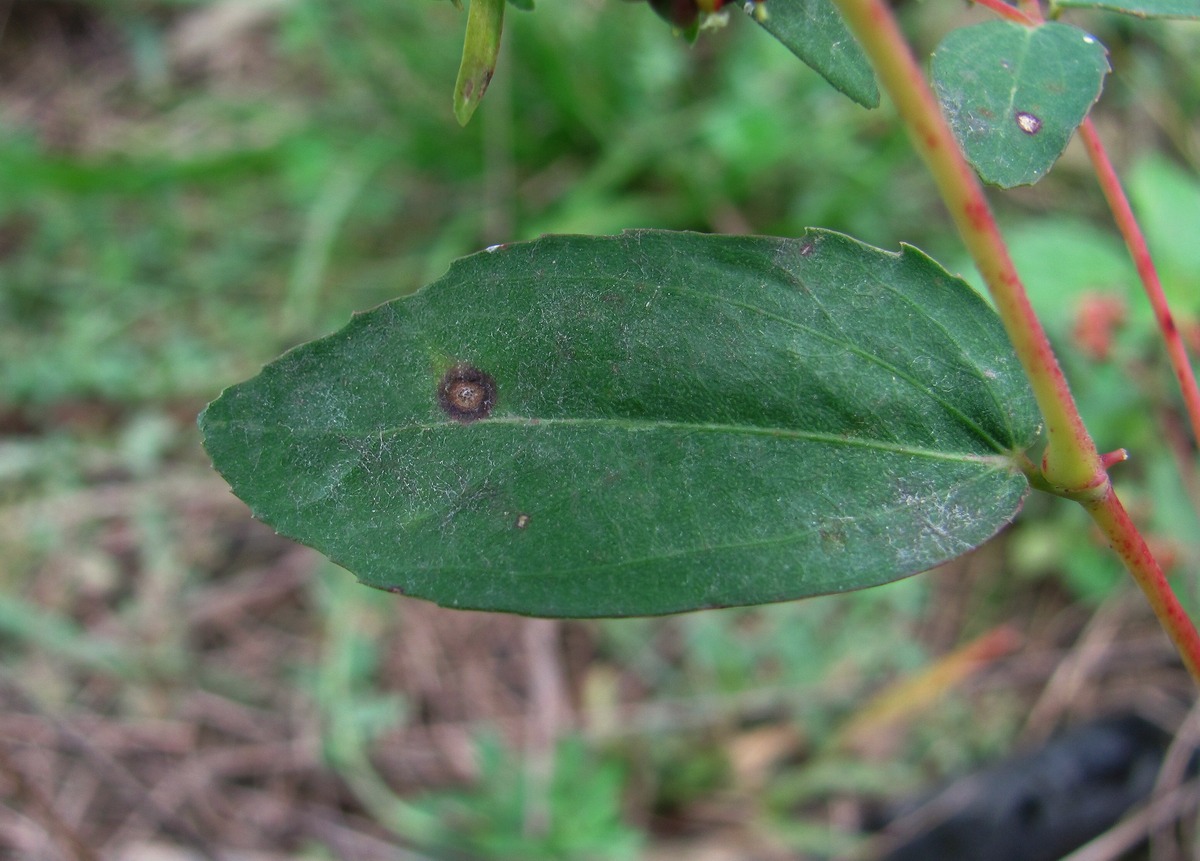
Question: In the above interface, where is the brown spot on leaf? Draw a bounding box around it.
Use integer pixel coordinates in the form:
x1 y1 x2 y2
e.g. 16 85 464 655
515 513 531 530
438 364 497 424
819 523 848 549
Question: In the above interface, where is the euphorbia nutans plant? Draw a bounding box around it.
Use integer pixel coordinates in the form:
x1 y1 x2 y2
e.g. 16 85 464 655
200 0 1200 682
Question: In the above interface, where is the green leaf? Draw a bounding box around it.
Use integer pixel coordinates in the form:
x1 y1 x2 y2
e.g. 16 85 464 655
931 21 1110 188
756 0 879 109
453 0 505 126
1052 0 1200 17
200 230 1039 618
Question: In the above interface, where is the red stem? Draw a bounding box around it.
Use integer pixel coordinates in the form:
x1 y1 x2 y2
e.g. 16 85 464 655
1016 0 1042 19
1085 488 1200 683
1100 449 1129 469
964 0 1200 685
834 0 1102 492
1079 119 1200 453
832 0 1200 685
978 0 1200 455
970 0 1034 23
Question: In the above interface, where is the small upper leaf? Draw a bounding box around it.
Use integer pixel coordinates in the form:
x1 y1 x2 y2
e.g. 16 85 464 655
756 0 879 109
200 230 1040 618
932 21 1110 188
454 0 506 126
1052 0 1200 17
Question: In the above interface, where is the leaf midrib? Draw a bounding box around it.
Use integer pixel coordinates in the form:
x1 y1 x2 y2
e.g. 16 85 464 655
366 416 1016 466
667 279 1012 453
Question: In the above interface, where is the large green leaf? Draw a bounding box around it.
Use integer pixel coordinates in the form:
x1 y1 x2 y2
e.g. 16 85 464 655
1052 0 1200 17
757 0 879 109
200 230 1039 618
932 21 1109 188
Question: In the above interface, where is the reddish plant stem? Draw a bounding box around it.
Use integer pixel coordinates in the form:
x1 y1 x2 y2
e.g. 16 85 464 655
972 0 1200 456
1079 118 1200 452
1016 0 1042 19
830 0 1200 685
831 0 1102 492
970 0 1034 23
1100 449 1129 469
1085 488 1200 683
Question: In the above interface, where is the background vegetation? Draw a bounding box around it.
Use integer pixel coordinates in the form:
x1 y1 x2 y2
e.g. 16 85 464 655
2 0 1199 857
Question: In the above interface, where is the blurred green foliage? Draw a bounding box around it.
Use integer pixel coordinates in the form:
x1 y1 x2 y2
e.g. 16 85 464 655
414 734 643 860
0 0 938 407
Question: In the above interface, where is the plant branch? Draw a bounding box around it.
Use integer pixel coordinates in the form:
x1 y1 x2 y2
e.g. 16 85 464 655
969 0 1034 24
1084 488 1200 684
1016 0 1042 20
829 0 1102 493
829 0 1200 685
1078 118 1200 453
973 0 1200 458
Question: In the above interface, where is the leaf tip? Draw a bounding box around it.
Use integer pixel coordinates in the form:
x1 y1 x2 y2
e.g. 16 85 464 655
453 70 493 126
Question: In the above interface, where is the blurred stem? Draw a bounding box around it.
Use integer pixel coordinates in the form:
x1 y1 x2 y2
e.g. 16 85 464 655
522 618 567 838
1079 118 1200 456
483 35 516 244
282 153 378 339
828 0 1200 684
969 0 1032 23
1017 0 1042 19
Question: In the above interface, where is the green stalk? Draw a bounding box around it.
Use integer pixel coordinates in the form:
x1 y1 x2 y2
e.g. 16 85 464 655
454 0 506 126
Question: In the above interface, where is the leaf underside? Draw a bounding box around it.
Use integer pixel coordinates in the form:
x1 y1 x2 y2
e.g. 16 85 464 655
200 230 1040 618
757 0 879 109
932 21 1110 189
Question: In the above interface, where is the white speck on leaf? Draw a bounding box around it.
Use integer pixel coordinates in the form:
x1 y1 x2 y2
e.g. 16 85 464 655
1015 111 1042 135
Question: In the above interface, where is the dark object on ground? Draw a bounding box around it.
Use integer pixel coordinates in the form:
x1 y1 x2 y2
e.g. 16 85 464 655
880 715 1175 861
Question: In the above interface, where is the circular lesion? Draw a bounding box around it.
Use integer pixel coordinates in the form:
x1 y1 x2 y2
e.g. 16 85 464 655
437 364 497 423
